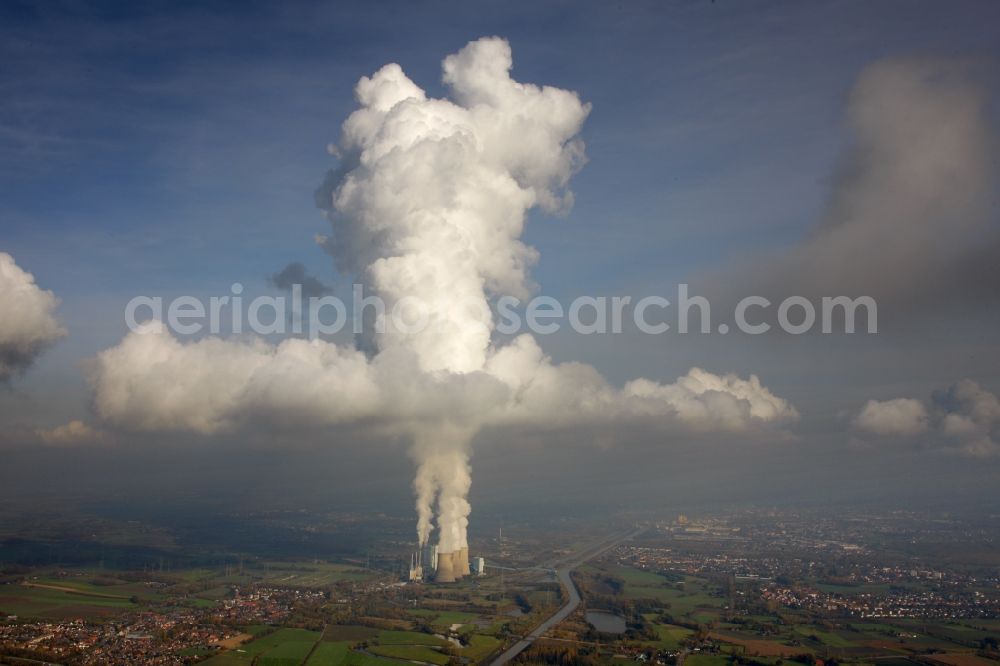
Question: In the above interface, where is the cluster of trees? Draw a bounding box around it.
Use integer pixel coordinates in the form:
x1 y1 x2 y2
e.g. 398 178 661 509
283 596 327 631
515 643 602 665
0 646 66 665
978 635 999 659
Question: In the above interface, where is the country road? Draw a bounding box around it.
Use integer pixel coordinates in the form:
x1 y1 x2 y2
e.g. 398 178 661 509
488 527 643 666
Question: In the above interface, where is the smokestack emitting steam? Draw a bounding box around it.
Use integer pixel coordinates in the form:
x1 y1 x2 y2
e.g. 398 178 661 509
324 36 590 562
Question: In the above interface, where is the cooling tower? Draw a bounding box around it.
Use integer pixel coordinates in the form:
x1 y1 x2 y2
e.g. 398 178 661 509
456 547 470 577
435 551 456 583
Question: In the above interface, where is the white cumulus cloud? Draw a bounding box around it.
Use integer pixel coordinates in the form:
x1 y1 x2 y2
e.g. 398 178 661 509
853 380 1000 457
0 252 65 381
853 398 929 436
91 324 796 437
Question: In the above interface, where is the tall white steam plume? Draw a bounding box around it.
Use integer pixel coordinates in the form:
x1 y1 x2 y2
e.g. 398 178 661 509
322 37 588 550
90 38 797 556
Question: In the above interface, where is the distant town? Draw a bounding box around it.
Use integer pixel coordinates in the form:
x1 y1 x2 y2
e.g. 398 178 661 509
1 507 999 665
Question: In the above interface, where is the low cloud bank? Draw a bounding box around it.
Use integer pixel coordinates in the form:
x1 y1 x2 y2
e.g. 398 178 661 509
853 380 1000 457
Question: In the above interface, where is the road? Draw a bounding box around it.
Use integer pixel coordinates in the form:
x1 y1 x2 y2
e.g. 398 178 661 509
488 527 643 666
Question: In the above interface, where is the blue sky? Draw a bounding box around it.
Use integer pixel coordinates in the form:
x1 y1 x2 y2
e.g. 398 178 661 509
2 0 999 461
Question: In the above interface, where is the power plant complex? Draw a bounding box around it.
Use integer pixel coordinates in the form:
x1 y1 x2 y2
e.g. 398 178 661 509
408 543 482 583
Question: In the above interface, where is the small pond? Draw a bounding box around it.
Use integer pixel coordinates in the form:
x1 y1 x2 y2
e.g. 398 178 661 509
585 610 626 634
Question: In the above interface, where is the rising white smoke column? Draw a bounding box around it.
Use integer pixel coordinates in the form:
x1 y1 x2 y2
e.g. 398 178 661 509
326 37 588 373
323 37 590 548
412 426 473 550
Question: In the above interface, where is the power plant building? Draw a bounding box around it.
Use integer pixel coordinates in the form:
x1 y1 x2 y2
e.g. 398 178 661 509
407 551 423 582
422 543 438 571
409 543 474 584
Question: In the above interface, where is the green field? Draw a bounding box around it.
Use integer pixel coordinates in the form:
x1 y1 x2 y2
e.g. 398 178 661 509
793 625 857 647
609 567 724 620
358 628 460 665
170 567 223 582
260 638 318 666
410 608 479 627
187 597 216 608
609 566 672 587
306 642 349 665
686 654 731 666
242 628 321 656
340 652 401 665
0 583 138 618
158 562 377 589
199 652 251 666
196 584 234 600
32 577 134 594
305 640 406 666
375 630 449 646
851 622 906 634
323 625 379 642
370 643 450 664
257 562 376 587
461 634 502 661
650 621 694 649
202 627 321 665
704 615 996 661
